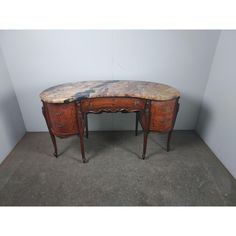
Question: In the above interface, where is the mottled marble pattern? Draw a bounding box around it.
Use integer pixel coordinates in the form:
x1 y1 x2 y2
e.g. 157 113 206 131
40 80 180 103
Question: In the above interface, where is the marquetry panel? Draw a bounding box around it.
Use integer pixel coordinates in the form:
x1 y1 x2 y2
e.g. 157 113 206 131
149 99 177 132
45 102 79 136
81 97 146 113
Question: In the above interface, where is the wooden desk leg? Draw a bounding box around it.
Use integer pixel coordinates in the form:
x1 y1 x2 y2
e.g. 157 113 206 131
42 107 58 157
79 131 86 163
135 112 139 136
142 100 151 160
49 132 58 157
85 113 88 139
142 131 148 159
166 100 179 152
77 102 87 163
167 130 172 152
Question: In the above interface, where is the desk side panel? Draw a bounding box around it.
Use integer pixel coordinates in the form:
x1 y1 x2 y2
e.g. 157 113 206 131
44 102 79 136
149 99 178 132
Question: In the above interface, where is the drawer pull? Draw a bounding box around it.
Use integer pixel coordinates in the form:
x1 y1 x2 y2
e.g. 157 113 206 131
54 111 64 116
55 123 65 128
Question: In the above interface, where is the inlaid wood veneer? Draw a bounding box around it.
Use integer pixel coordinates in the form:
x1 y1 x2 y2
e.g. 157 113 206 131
40 80 180 162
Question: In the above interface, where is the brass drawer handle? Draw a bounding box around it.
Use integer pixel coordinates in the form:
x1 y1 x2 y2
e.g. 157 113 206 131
54 111 64 116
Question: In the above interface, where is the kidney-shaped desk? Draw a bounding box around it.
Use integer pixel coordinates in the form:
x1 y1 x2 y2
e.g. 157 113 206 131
40 80 180 163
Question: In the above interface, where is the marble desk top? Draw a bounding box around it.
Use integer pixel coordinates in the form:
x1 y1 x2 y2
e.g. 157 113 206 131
40 80 180 103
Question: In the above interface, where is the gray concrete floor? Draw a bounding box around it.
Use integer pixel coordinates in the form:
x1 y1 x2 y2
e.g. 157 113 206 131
0 131 235 206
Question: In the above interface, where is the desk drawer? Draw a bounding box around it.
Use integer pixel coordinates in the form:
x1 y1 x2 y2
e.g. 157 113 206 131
45 102 79 135
81 97 145 112
150 99 177 132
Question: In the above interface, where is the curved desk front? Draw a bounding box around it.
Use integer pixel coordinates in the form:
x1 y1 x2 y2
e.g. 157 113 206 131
40 80 180 163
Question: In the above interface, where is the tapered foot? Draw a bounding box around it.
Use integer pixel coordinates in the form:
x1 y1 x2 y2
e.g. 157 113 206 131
53 152 58 158
82 158 88 163
142 154 146 160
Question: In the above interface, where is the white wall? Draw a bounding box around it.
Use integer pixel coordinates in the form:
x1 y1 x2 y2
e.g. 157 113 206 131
0 30 220 131
0 45 26 163
196 31 236 179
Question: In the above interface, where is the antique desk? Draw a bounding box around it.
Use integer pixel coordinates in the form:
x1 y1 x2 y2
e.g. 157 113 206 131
40 80 180 163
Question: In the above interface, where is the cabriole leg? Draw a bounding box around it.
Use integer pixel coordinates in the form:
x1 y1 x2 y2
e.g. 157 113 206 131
50 132 58 157
142 131 148 159
85 113 88 138
167 130 172 152
77 102 87 163
42 106 58 157
79 132 87 163
142 100 151 159
166 99 179 152
135 112 139 136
